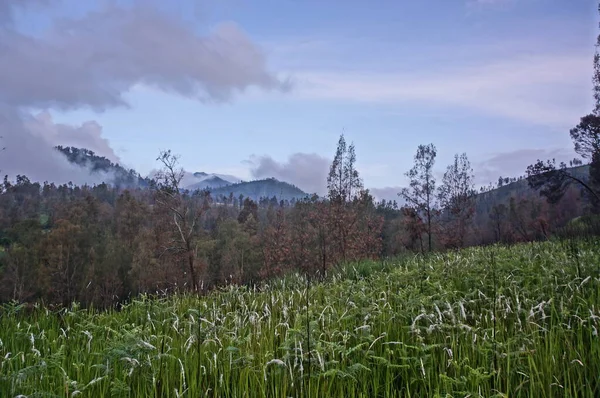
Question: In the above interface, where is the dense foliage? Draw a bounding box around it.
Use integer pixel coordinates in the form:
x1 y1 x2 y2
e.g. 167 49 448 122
0 172 385 307
0 148 593 308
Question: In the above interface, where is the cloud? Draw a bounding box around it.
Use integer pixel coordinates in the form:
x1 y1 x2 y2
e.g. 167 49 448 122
248 153 330 195
0 5 289 110
0 105 111 185
0 3 287 184
24 111 120 163
474 147 577 185
290 53 590 128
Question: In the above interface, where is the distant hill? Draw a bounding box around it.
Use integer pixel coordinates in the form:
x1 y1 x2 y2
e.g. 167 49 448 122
192 172 242 183
184 171 243 191
208 178 309 202
55 146 151 188
476 164 590 209
59 146 591 208
187 176 232 191
56 146 307 201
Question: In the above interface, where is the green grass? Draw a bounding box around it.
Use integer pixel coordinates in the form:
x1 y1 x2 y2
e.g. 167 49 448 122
0 239 599 397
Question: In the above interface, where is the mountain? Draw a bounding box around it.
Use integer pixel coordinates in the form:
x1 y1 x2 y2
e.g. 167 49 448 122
55 146 151 188
187 175 232 190
476 164 591 208
56 147 306 201
183 172 242 191
192 171 241 183
185 172 309 202
208 178 309 202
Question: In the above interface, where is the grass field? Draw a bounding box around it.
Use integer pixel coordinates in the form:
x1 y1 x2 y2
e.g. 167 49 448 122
0 239 599 397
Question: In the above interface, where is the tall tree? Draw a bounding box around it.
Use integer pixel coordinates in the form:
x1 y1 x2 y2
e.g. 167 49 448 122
437 153 477 248
326 134 365 264
527 3 600 210
399 144 437 252
327 134 363 203
153 150 211 292
570 114 600 210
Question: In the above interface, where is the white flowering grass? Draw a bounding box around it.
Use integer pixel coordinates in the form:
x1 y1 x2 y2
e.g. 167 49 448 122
0 239 599 397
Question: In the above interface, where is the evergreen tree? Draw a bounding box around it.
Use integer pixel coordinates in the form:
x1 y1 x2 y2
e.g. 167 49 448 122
399 144 437 252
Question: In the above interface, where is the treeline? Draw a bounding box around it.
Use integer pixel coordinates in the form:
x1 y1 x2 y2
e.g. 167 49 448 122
0 132 596 308
55 146 152 188
0 140 384 307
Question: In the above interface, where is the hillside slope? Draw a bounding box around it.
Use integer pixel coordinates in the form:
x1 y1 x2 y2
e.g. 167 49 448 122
475 164 591 211
208 178 308 201
55 146 151 188
1 240 597 396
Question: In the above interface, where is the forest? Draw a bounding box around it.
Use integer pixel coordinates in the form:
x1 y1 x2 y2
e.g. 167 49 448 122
1 41 600 305
0 118 597 308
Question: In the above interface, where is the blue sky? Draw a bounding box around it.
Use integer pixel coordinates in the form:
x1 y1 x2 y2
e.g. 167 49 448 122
3 0 598 197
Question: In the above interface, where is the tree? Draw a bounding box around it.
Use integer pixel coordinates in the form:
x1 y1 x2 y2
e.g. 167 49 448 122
527 4 600 210
0 219 43 302
114 190 148 295
488 204 509 243
261 207 291 279
570 158 583 167
497 177 504 188
203 218 259 287
153 150 211 292
326 134 365 264
350 191 384 259
327 134 363 203
400 207 426 253
508 196 549 242
570 114 600 159
288 198 319 274
399 144 437 252
309 198 333 276
437 153 477 248
570 115 600 210
526 159 599 205
238 198 258 224
41 218 86 305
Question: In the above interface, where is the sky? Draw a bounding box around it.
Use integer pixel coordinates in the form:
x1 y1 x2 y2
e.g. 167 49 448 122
0 0 597 200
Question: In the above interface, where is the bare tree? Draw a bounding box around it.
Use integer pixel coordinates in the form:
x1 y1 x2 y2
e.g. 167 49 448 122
399 144 437 252
153 150 210 292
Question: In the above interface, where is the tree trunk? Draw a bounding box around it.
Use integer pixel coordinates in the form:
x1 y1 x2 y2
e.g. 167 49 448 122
427 207 432 252
186 241 198 292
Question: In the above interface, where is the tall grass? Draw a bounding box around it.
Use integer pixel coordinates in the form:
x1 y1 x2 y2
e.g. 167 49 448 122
0 239 599 397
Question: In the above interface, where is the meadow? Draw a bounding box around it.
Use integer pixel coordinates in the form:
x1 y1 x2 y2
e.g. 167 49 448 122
0 239 598 397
